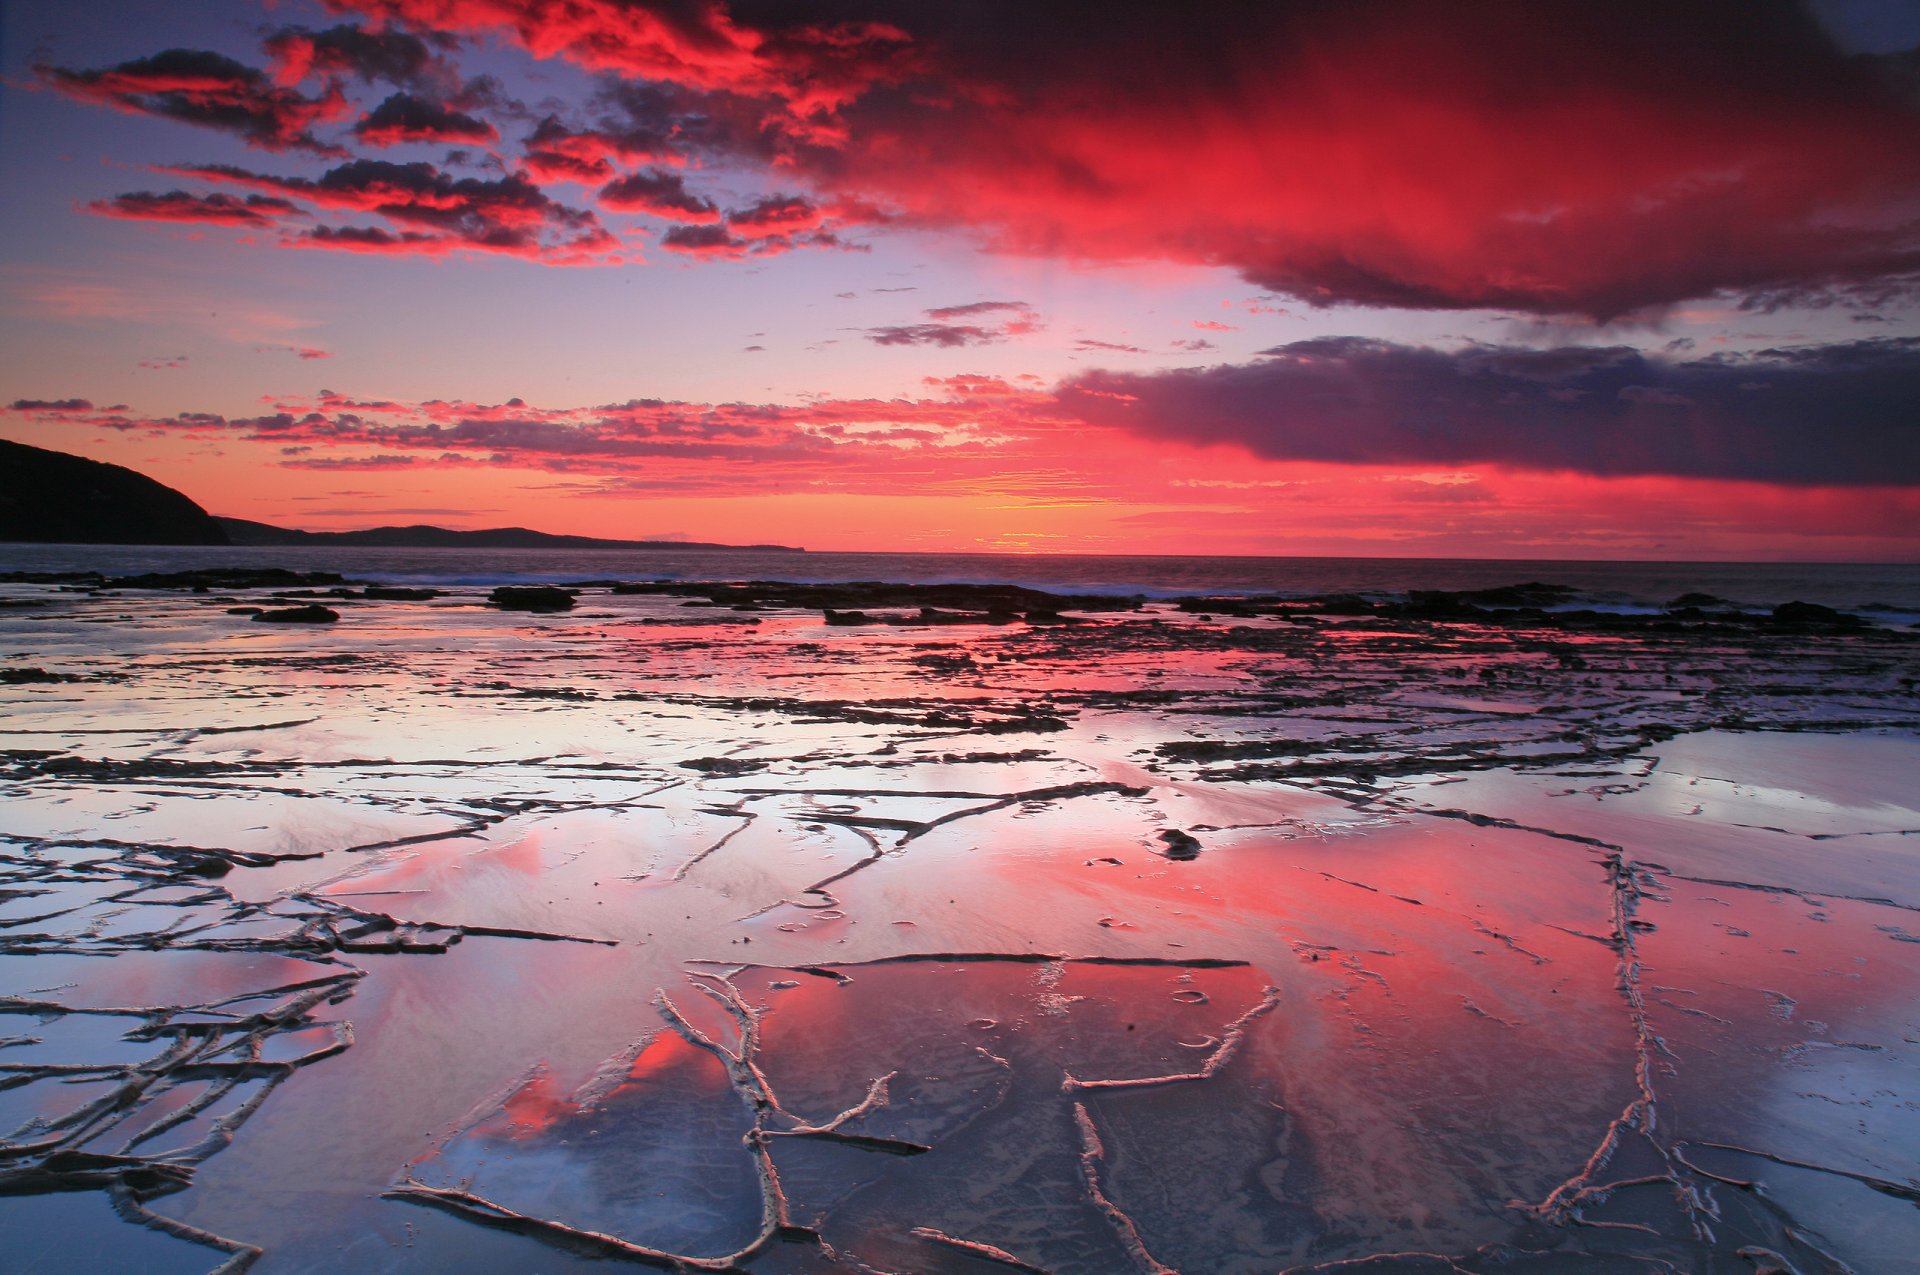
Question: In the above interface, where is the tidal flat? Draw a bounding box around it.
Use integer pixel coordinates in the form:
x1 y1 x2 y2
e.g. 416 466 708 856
2 574 1917 1274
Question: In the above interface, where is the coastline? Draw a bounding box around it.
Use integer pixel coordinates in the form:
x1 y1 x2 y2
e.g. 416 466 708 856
4 541 1919 618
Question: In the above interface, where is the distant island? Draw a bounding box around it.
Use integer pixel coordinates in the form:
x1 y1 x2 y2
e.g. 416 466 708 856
0 440 801 551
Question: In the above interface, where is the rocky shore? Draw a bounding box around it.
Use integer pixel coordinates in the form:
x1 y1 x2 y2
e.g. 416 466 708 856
2 571 1917 1273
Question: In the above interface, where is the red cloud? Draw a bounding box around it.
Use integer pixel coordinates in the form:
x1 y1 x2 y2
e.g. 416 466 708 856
521 114 683 183
326 0 1920 317
39 3 1920 315
327 0 919 116
523 149 614 183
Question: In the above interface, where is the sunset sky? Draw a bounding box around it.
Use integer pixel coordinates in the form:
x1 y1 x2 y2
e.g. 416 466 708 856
2 0 1918 558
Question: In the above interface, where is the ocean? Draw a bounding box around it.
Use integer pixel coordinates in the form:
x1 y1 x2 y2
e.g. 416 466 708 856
4 543 1919 621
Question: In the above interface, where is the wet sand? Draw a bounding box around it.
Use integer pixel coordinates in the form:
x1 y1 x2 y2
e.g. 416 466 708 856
1 575 1917 1273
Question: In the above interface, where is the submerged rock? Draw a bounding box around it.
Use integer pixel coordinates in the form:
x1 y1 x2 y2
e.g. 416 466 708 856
252 604 340 624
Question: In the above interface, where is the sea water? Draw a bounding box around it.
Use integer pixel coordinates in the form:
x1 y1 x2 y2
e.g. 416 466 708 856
3 543 1918 620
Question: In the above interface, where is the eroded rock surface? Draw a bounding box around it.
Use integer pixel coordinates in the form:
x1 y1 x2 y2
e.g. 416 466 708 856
1 575 1916 1273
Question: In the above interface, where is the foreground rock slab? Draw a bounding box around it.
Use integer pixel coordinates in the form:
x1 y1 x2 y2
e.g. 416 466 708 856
1 575 1916 1273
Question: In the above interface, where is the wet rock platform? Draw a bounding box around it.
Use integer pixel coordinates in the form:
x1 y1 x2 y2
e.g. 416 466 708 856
2 576 1917 1273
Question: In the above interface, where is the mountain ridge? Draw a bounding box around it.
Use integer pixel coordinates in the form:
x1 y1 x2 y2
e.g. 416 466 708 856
0 439 230 545
215 517 803 552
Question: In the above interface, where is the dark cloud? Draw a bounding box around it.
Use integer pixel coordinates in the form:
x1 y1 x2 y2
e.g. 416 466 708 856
40 48 347 154
9 399 93 412
924 300 1030 320
282 453 419 469
264 24 445 88
1075 338 1147 354
447 74 524 117
1055 336 1920 484
293 224 447 254
726 194 823 238
865 297 1039 346
522 148 614 183
867 323 997 347
652 207 846 258
85 190 301 226
599 168 719 221
660 222 748 257
354 93 498 146
171 159 617 262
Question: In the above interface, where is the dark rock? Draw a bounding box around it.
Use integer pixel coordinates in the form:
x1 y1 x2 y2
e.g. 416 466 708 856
251 604 340 624
489 585 576 612
225 606 263 616
1159 829 1203 860
1667 592 1732 609
1175 597 1260 617
0 667 82 684
0 439 229 545
681 756 770 775
1772 600 1862 627
108 568 346 590
1451 582 1577 608
0 571 101 584
363 586 441 600
978 715 1069 735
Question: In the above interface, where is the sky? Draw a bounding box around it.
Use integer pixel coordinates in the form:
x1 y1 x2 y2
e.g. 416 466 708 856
1 0 1918 559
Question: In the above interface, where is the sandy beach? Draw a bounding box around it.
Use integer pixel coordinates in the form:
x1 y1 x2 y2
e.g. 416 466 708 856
1 571 1916 1273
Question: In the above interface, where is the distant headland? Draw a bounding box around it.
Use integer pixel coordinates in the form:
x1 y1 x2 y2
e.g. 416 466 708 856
215 518 803 552
0 440 802 551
